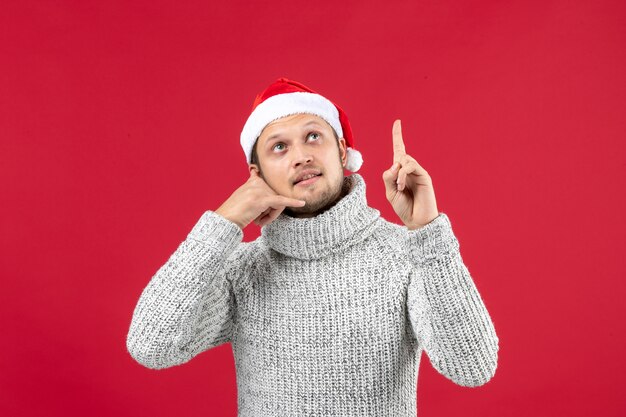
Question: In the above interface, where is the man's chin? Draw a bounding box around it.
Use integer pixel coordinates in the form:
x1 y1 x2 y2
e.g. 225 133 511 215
286 190 343 217
283 200 321 217
282 173 346 218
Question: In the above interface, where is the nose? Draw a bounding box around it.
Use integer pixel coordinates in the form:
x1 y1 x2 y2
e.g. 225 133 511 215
291 143 313 167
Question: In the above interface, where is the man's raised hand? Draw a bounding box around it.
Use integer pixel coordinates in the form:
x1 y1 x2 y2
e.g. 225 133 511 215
215 169 306 230
381 119 440 230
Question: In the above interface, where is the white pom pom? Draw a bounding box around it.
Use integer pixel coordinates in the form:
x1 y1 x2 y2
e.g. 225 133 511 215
345 147 363 172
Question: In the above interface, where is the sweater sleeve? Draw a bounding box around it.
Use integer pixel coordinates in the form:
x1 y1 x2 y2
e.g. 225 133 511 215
405 212 499 387
126 210 245 370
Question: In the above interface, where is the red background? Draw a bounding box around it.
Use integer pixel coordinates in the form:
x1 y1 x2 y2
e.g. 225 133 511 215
2 0 625 416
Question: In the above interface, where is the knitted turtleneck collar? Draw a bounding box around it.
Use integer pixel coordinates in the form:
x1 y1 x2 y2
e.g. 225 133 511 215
261 173 381 260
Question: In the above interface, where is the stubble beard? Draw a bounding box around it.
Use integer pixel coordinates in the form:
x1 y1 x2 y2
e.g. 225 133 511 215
257 146 348 218
283 173 349 218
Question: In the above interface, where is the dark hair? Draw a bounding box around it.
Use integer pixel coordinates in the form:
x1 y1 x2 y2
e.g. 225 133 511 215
250 127 341 173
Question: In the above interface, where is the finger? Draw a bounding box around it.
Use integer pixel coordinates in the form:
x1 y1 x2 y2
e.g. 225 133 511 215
402 154 429 176
382 161 400 194
396 161 418 191
256 211 270 226
399 155 430 185
250 169 264 181
259 206 284 227
253 207 271 225
248 170 259 182
263 195 306 209
392 119 406 161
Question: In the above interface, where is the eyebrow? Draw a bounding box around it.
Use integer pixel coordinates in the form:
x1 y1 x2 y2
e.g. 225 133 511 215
264 120 325 143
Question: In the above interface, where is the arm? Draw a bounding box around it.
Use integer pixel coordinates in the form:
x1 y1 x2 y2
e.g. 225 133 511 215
405 212 499 387
126 210 245 370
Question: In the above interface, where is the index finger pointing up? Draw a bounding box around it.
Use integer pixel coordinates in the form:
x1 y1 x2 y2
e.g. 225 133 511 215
392 119 406 159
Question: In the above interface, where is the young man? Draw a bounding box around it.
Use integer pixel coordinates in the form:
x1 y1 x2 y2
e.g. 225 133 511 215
126 78 499 416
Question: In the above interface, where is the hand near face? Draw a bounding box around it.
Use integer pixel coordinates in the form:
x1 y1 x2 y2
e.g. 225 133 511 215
215 169 306 230
382 120 440 230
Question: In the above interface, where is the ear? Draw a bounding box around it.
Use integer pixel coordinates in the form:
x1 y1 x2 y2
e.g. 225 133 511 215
338 138 348 167
249 163 262 177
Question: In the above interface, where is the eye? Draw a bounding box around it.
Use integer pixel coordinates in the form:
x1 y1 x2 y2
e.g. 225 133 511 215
272 142 285 152
307 132 321 141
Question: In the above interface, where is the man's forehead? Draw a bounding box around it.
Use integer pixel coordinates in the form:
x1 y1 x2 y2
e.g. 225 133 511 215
268 113 327 128
260 114 332 140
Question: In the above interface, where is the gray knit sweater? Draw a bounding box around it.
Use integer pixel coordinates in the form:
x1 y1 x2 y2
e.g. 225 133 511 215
126 173 499 416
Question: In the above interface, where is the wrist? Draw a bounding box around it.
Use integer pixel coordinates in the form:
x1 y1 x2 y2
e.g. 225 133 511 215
405 212 440 230
215 208 245 230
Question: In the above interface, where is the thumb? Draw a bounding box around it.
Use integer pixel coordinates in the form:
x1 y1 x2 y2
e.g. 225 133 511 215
249 169 262 181
382 162 400 194
256 205 285 227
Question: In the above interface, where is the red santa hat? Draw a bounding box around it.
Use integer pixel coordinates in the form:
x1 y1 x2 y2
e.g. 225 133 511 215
240 77 363 172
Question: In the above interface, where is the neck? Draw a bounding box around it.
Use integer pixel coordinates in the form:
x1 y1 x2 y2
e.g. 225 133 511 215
261 173 382 260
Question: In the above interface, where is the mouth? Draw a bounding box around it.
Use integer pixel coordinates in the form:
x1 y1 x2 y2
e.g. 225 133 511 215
294 173 322 186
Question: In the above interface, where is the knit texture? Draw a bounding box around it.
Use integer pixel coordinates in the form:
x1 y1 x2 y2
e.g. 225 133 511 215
126 173 499 416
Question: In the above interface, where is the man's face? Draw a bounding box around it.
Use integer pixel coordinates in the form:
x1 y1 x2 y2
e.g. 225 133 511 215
249 113 348 218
